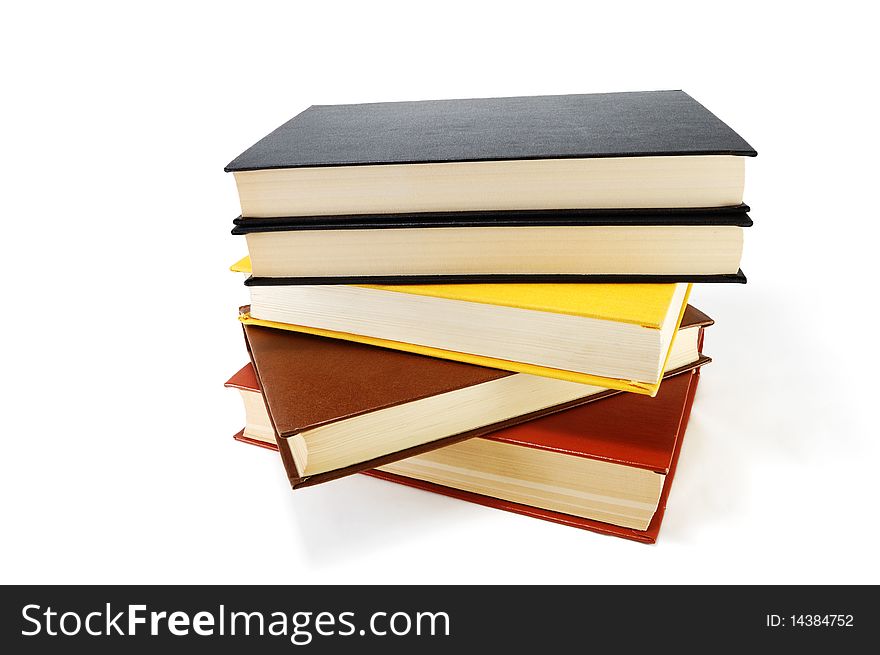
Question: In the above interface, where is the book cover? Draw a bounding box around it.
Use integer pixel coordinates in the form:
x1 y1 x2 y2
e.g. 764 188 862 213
226 90 755 172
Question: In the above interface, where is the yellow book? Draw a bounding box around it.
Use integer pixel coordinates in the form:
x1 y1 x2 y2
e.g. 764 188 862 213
232 257 691 396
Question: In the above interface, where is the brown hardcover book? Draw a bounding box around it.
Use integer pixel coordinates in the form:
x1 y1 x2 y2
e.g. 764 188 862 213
235 306 712 489
229 367 701 543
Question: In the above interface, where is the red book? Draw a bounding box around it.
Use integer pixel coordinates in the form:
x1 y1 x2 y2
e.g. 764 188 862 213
227 364 702 544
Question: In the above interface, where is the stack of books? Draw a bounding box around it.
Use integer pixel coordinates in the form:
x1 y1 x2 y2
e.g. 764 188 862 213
224 91 755 543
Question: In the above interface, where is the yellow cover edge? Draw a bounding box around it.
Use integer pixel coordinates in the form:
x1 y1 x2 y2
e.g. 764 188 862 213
230 256 252 273
238 313 671 396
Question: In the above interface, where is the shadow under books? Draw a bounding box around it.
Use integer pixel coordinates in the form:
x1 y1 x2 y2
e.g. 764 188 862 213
286 474 483 564
661 285 858 542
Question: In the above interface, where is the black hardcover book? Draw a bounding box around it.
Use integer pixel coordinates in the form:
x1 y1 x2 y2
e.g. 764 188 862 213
226 90 755 172
225 90 755 217
226 91 755 283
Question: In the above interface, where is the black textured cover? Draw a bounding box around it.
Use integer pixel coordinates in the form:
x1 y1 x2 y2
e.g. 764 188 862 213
225 91 756 172
243 270 747 286
231 204 753 233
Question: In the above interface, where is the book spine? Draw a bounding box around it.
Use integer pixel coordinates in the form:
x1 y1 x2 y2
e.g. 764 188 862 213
241 323 305 487
277 438 306 489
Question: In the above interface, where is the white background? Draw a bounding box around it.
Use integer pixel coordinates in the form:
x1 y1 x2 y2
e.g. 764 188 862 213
2 1 877 584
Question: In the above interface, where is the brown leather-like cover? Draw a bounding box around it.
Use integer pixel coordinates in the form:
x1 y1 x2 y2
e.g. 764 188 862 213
238 305 712 488
231 369 700 543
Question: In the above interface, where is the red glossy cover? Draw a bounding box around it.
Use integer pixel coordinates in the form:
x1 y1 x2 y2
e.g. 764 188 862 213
487 373 694 473
225 364 259 391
